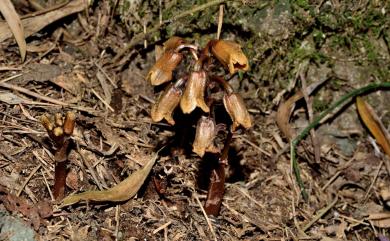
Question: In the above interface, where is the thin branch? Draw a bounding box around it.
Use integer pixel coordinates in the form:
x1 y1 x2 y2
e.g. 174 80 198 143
0 82 69 106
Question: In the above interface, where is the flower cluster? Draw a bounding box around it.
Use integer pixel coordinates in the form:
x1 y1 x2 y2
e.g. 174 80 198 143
147 37 252 157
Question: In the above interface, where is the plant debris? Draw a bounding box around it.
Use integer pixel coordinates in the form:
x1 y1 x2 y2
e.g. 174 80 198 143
0 1 390 240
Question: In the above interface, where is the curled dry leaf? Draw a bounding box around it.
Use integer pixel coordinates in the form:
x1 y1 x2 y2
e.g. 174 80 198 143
276 91 304 140
0 0 26 61
356 96 390 157
61 154 158 206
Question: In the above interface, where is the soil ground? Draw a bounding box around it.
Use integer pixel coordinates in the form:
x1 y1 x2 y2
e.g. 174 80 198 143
1 1 390 240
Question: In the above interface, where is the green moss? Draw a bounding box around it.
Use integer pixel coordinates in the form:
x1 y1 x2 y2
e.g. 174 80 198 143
312 96 329 113
295 0 310 10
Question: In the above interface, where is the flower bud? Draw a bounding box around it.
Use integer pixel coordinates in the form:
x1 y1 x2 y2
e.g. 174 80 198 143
193 116 219 157
223 92 252 131
151 81 183 125
210 40 249 74
63 112 76 135
180 71 209 114
147 50 183 86
41 114 53 132
54 113 63 126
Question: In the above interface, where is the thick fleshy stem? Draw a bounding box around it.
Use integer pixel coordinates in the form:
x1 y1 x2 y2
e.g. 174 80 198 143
194 40 215 71
204 131 232 216
41 112 75 201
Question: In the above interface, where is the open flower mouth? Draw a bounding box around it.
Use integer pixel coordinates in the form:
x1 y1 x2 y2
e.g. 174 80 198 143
233 62 247 70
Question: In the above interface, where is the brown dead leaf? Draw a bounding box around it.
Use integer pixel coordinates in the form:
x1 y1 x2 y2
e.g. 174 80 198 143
61 153 158 206
52 73 82 95
70 224 90 241
23 63 62 82
26 42 55 52
0 0 88 42
356 97 390 157
66 168 79 190
368 212 390 228
0 186 42 230
335 219 347 239
276 91 304 140
0 92 28 105
36 200 53 219
0 0 26 61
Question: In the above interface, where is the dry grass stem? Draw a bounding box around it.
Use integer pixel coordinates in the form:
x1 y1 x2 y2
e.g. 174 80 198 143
17 164 42 197
194 194 217 241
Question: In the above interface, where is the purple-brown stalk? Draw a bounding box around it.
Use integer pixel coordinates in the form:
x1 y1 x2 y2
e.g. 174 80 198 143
41 112 75 200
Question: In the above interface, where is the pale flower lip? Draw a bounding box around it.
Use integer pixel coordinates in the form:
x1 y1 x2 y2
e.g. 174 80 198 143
211 40 249 75
223 92 252 131
192 116 219 157
180 70 209 114
163 36 185 51
147 50 183 86
151 81 183 125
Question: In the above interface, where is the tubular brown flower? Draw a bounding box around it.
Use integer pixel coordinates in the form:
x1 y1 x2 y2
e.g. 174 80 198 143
147 50 183 86
223 92 252 131
193 116 219 157
151 81 183 125
180 71 209 114
210 40 249 74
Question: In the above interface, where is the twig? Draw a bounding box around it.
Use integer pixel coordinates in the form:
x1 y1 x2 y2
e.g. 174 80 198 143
77 148 105 190
238 136 271 156
363 161 383 202
0 73 22 83
0 82 69 106
234 185 265 209
17 164 42 196
0 67 21 71
291 82 390 201
91 88 115 112
321 156 356 191
94 61 117 88
194 194 217 241
216 4 224 39
302 196 338 232
300 66 321 164
152 221 172 234
41 169 55 201
115 205 120 241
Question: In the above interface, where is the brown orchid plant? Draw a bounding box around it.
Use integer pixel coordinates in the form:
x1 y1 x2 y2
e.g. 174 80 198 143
147 36 252 215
